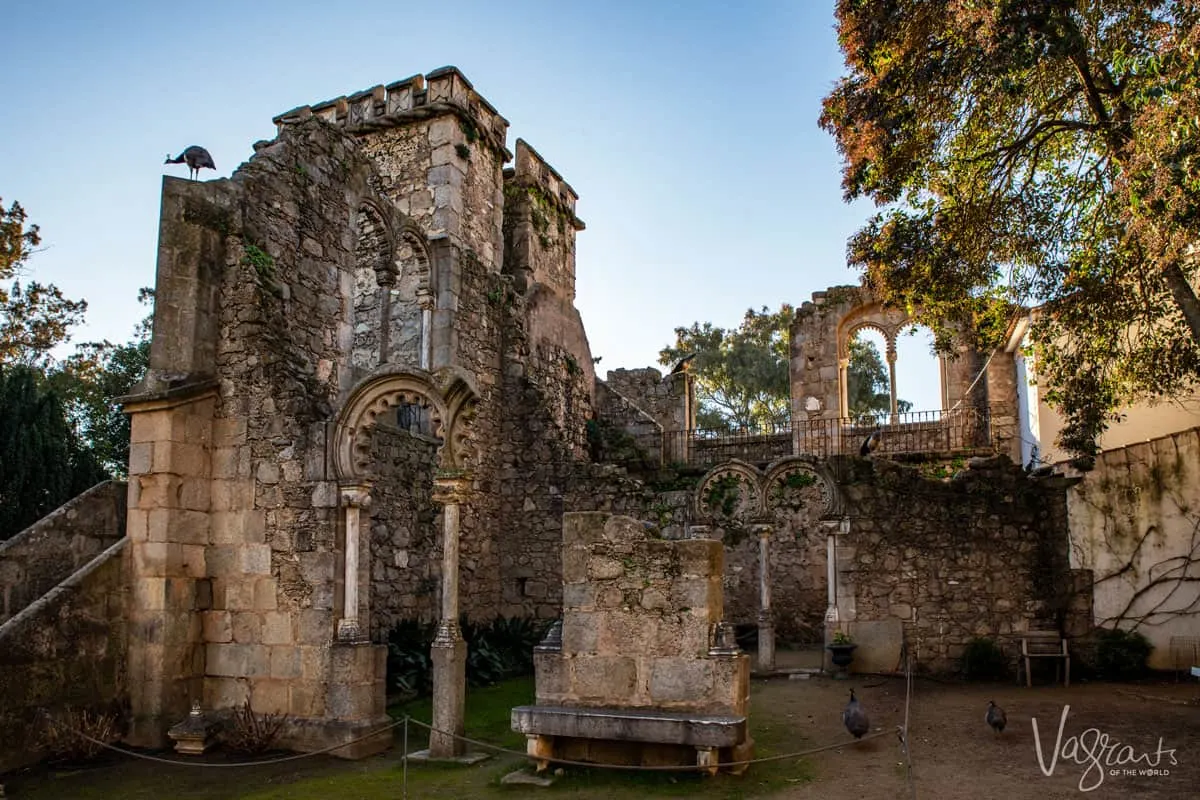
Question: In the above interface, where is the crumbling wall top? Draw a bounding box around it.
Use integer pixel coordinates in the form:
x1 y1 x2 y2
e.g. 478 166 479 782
271 66 512 161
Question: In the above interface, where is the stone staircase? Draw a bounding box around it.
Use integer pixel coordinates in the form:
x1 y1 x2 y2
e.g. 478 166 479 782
0 481 129 774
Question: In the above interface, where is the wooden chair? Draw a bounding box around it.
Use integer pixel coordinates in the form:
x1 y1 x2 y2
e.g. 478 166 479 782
1019 631 1070 688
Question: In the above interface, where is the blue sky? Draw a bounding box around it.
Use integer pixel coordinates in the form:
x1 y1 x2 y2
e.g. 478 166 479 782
2 0 944 412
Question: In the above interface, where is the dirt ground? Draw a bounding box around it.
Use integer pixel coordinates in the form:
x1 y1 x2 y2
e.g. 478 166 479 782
773 674 1200 799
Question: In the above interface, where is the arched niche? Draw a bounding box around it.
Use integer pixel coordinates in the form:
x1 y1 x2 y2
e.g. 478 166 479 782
762 456 840 519
694 460 765 524
350 199 436 371
332 366 479 481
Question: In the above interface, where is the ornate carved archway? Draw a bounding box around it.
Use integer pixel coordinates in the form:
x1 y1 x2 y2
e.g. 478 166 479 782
332 366 479 480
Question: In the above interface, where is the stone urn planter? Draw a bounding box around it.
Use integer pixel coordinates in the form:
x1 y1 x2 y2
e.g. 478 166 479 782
826 642 857 680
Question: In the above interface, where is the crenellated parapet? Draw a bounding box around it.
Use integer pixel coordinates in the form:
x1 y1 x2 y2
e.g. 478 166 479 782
272 66 512 161
509 139 585 230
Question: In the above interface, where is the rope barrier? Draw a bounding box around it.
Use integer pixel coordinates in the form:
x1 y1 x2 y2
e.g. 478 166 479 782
48 715 408 768
49 703 894 774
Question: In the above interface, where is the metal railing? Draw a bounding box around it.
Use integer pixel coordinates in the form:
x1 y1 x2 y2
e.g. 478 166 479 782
662 408 992 468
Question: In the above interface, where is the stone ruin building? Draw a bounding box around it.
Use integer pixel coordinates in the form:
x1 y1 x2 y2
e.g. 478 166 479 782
0 65 1092 772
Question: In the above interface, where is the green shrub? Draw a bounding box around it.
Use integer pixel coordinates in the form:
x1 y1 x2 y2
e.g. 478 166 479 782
1094 628 1152 681
961 637 1009 681
386 619 436 699
385 616 552 698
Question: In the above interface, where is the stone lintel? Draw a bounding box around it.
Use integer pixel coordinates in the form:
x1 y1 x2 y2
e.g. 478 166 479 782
510 705 746 749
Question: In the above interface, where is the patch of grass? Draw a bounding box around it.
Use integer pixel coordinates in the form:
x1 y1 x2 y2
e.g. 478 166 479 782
11 678 813 800
389 675 533 752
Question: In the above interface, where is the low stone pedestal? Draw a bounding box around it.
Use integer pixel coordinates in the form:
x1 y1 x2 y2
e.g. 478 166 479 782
167 702 221 755
511 705 750 776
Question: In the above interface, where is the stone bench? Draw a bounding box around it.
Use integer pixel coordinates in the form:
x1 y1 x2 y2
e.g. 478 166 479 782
511 705 748 775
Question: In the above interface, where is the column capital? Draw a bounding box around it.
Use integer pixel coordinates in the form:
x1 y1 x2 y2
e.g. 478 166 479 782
432 473 470 505
340 483 373 509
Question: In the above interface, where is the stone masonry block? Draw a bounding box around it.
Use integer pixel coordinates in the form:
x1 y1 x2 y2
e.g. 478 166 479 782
587 556 624 581
297 610 334 645
129 410 173 444
563 512 606 549
128 441 153 475
153 440 209 477
570 655 637 702
241 544 272 575
330 643 376 684
533 653 567 702
254 577 278 611
206 643 269 678
133 577 166 611
599 612 657 655
224 580 257 611
427 118 459 147
602 515 645 543
126 507 149 540
649 658 714 706
289 680 326 718
204 676 249 710
300 646 328 681
212 416 248 447
562 547 588 584
211 479 255 512
251 678 290 715
231 612 263 644
677 539 722 578
561 582 595 609
261 611 294 645
201 611 233 643
562 613 599 654
133 541 168 577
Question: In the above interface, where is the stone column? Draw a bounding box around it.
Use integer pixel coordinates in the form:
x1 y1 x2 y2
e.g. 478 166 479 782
430 474 469 758
377 272 396 366
418 291 433 371
337 484 372 643
886 341 899 423
755 523 775 673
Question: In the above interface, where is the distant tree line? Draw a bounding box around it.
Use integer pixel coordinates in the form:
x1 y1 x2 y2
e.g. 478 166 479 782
0 197 150 540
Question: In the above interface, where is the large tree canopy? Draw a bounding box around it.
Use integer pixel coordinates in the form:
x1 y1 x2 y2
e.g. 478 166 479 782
1 197 88 367
821 1 1200 455
660 306 794 431
0 364 108 540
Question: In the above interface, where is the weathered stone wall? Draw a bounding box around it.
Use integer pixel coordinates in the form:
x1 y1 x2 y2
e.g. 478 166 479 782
535 512 749 716
1067 427 1200 670
592 381 663 466
366 425 439 638
604 368 691 433
835 456 1076 672
0 539 128 774
198 120 385 731
0 480 125 623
